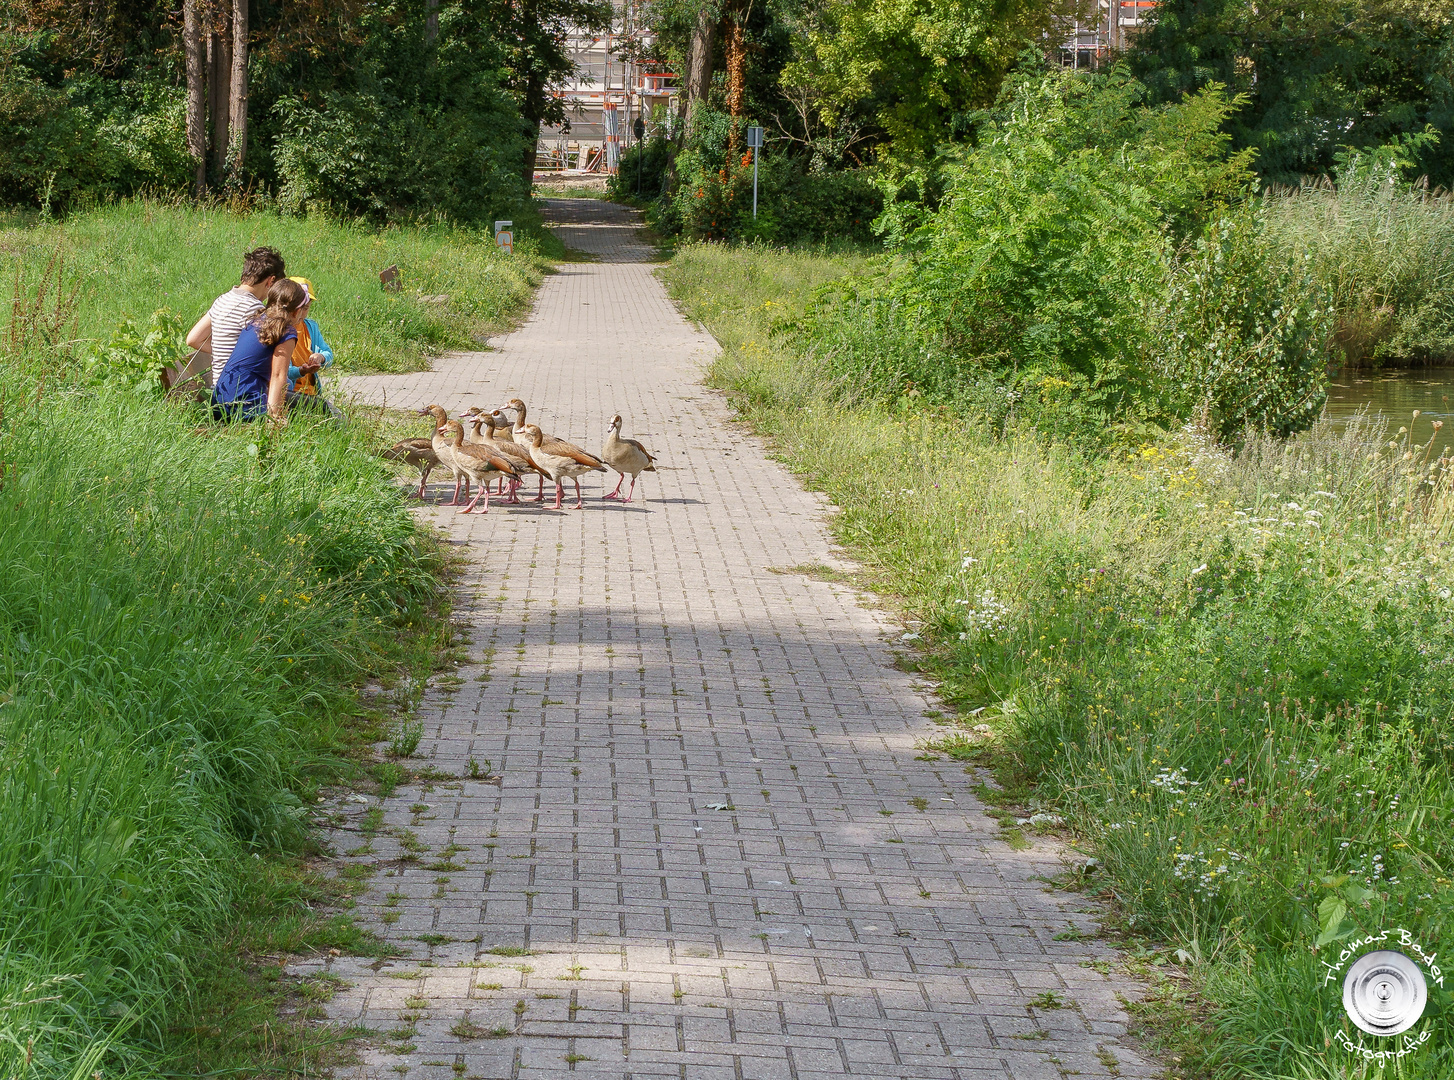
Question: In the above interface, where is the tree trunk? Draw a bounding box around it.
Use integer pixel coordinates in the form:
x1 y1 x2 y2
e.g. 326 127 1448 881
227 0 248 184
426 0 439 44
183 0 206 196
683 3 717 128
208 6 232 184
724 13 745 157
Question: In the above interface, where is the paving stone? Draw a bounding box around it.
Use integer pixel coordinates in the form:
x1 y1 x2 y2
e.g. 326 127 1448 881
310 200 1152 1080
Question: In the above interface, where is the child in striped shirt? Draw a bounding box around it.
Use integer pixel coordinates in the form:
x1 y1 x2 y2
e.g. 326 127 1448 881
186 247 287 384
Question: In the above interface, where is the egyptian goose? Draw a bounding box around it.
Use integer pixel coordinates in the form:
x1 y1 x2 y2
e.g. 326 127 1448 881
439 421 520 514
382 437 438 499
495 399 605 501
479 412 544 503
519 424 607 509
467 406 513 442
418 404 470 506
601 414 657 502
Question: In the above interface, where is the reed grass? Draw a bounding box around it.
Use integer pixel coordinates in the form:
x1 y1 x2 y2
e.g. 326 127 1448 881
0 198 551 375
1263 175 1454 367
667 241 1454 1078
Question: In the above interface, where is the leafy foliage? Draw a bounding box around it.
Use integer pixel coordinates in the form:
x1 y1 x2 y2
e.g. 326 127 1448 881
271 5 528 225
1131 0 1454 186
83 308 191 395
780 0 1054 162
1159 206 1333 439
796 69 1270 434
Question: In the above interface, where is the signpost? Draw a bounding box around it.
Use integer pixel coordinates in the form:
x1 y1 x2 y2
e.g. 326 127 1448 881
633 117 645 197
494 220 513 254
746 126 764 219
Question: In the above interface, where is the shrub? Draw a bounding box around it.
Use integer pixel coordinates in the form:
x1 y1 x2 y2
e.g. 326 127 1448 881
1159 206 1334 439
792 67 1257 434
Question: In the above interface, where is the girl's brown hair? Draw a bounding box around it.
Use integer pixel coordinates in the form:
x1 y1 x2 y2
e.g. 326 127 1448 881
252 278 308 347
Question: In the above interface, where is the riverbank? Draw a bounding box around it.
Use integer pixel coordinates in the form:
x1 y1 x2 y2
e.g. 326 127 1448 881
664 242 1454 1079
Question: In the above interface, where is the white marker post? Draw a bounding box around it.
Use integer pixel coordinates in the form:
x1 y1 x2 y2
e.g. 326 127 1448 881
746 126 764 219
494 220 514 254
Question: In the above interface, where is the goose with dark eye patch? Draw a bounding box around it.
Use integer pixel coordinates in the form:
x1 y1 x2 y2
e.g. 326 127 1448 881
438 420 520 514
383 411 440 500
479 412 544 503
601 414 656 502
418 403 470 505
519 423 607 510
494 398 600 502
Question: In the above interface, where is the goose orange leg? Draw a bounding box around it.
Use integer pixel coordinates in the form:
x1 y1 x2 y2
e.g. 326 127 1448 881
446 474 470 506
551 480 565 509
460 483 490 514
415 466 432 500
571 478 585 510
603 473 626 500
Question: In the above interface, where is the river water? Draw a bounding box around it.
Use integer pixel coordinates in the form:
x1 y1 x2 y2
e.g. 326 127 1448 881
1324 366 1454 458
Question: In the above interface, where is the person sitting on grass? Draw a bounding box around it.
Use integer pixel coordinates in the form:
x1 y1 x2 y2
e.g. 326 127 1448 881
212 279 334 422
283 276 343 418
186 246 287 385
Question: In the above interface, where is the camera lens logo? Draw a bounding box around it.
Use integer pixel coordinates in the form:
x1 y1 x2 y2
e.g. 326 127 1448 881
1343 951 1427 1037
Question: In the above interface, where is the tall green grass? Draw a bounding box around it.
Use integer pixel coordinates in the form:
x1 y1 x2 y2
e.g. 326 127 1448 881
0 198 550 374
1263 173 1454 367
667 241 1454 1079
0 379 441 1075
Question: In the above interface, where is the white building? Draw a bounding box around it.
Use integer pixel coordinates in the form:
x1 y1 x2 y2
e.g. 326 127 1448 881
535 2 679 176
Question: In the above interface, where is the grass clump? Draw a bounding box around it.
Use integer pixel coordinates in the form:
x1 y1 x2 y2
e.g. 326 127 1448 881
666 240 1454 1079
1 198 551 375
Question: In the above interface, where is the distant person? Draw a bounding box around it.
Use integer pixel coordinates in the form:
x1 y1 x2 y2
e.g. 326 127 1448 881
186 246 287 385
212 278 332 421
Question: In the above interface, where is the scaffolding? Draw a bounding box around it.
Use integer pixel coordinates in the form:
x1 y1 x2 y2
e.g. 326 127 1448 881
1053 0 1158 68
535 0 678 176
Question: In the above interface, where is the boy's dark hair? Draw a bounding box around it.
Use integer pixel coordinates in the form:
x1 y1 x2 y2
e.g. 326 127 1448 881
240 246 286 285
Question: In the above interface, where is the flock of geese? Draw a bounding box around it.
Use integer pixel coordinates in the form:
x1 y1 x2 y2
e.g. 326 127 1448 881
386 397 657 512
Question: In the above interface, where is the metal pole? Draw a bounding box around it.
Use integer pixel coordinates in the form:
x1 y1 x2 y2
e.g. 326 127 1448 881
752 148 758 218
638 135 643 196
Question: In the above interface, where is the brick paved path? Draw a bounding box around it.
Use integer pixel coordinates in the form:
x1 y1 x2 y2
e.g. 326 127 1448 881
309 200 1157 1080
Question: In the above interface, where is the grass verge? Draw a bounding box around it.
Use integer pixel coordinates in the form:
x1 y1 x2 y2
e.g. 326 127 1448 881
664 241 1454 1079
0 199 524 1076
1 197 554 375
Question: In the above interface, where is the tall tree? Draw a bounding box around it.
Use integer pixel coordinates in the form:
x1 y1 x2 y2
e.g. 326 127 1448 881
684 3 719 119
479 0 614 183
228 0 248 181
208 2 232 182
781 0 1055 162
183 0 207 195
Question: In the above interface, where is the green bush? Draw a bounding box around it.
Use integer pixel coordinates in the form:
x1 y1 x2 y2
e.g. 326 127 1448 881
791 67 1260 436
1159 206 1334 439
271 11 528 226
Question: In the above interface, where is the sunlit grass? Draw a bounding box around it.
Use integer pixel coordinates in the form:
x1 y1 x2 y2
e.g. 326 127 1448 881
666 241 1454 1079
0 197 551 374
